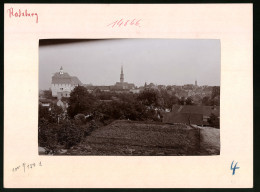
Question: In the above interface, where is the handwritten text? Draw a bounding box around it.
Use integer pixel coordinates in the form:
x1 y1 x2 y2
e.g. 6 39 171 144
7 7 39 23
107 19 141 28
12 161 43 173
230 161 240 175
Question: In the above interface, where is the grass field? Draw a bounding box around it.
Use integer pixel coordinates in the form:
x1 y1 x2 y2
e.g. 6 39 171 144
55 120 219 156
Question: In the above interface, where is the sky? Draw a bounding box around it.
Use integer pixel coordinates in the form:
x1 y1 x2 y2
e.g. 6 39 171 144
39 39 220 90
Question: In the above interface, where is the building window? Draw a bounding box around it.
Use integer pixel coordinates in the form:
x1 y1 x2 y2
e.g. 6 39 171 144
60 88 63 90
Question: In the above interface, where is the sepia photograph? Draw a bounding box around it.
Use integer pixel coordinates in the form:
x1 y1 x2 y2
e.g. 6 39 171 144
38 38 220 156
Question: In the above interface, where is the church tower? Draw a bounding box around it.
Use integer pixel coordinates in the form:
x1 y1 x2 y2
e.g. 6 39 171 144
120 66 124 83
195 80 197 86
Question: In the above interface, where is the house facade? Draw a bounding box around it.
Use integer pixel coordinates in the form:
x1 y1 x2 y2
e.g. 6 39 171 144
51 66 82 98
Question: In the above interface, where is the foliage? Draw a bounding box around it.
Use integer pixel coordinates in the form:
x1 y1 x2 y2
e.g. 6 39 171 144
43 90 52 99
39 104 63 123
202 96 220 106
74 113 86 125
67 86 97 118
208 113 220 128
57 121 85 149
39 119 99 151
162 94 178 109
38 119 59 153
137 89 159 108
185 97 194 105
211 86 220 99
39 84 221 152
178 97 186 105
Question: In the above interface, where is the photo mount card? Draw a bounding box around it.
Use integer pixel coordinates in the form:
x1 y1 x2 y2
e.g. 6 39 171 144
4 4 253 188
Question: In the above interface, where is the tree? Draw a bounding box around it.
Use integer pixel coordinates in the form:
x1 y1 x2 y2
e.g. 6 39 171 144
208 113 220 128
39 104 63 123
161 90 178 109
67 86 96 118
137 89 159 108
211 95 220 106
202 95 220 106
38 120 59 153
57 121 83 149
202 96 210 106
178 97 186 105
43 90 52 99
50 104 64 123
39 104 50 121
211 86 220 99
186 97 194 105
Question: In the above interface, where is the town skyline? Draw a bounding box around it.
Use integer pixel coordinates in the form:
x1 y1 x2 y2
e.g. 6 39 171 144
39 39 220 90
42 65 219 91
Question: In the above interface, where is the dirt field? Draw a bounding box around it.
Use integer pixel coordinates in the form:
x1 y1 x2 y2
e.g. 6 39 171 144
199 127 220 155
55 120 219 156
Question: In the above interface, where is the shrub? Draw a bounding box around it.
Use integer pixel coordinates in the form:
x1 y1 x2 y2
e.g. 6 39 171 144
208 113 220 128
38 120 59 153
57 122 84 149
74 113 86 125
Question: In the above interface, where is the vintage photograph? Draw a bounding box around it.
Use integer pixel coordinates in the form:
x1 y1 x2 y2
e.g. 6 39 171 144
38 39 220 156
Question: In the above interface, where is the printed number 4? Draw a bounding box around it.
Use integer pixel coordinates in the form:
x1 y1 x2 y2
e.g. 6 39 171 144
231 161 240 175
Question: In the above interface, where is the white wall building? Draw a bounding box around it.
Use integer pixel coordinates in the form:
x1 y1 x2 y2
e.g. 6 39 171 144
51 66 82 98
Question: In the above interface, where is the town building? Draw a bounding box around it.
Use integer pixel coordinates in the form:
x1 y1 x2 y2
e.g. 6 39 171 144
114 66 135 90
163 105 220 126
84 66 136 93
51 66 82 98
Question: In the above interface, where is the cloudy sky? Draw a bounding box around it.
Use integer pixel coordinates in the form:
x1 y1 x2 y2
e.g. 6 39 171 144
39 39 220 90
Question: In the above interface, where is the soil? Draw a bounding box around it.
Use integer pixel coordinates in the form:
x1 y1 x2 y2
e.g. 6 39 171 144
54 120 219 156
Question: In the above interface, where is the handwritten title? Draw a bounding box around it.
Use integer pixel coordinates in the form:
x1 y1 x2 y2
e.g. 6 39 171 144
7 7 39 23
107 19 141 28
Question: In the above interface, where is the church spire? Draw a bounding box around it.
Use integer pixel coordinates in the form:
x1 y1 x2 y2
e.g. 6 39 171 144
120 65 124 83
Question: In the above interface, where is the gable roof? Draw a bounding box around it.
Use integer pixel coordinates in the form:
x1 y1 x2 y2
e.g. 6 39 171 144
71 76 82 85
52 72 82 85
171 105 220 116
163 113 204 125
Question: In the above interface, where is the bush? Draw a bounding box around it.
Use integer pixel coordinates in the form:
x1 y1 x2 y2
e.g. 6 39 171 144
57 122 84 149
208 113 220 128
39 104 63 124
38 120 59 153
74 113 86 125
84 120 98 136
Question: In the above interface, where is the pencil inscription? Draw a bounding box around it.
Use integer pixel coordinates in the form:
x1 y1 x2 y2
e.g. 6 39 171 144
12 161 43 173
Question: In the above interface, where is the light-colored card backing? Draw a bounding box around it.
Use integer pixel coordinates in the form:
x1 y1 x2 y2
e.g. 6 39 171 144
4 4 253 188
